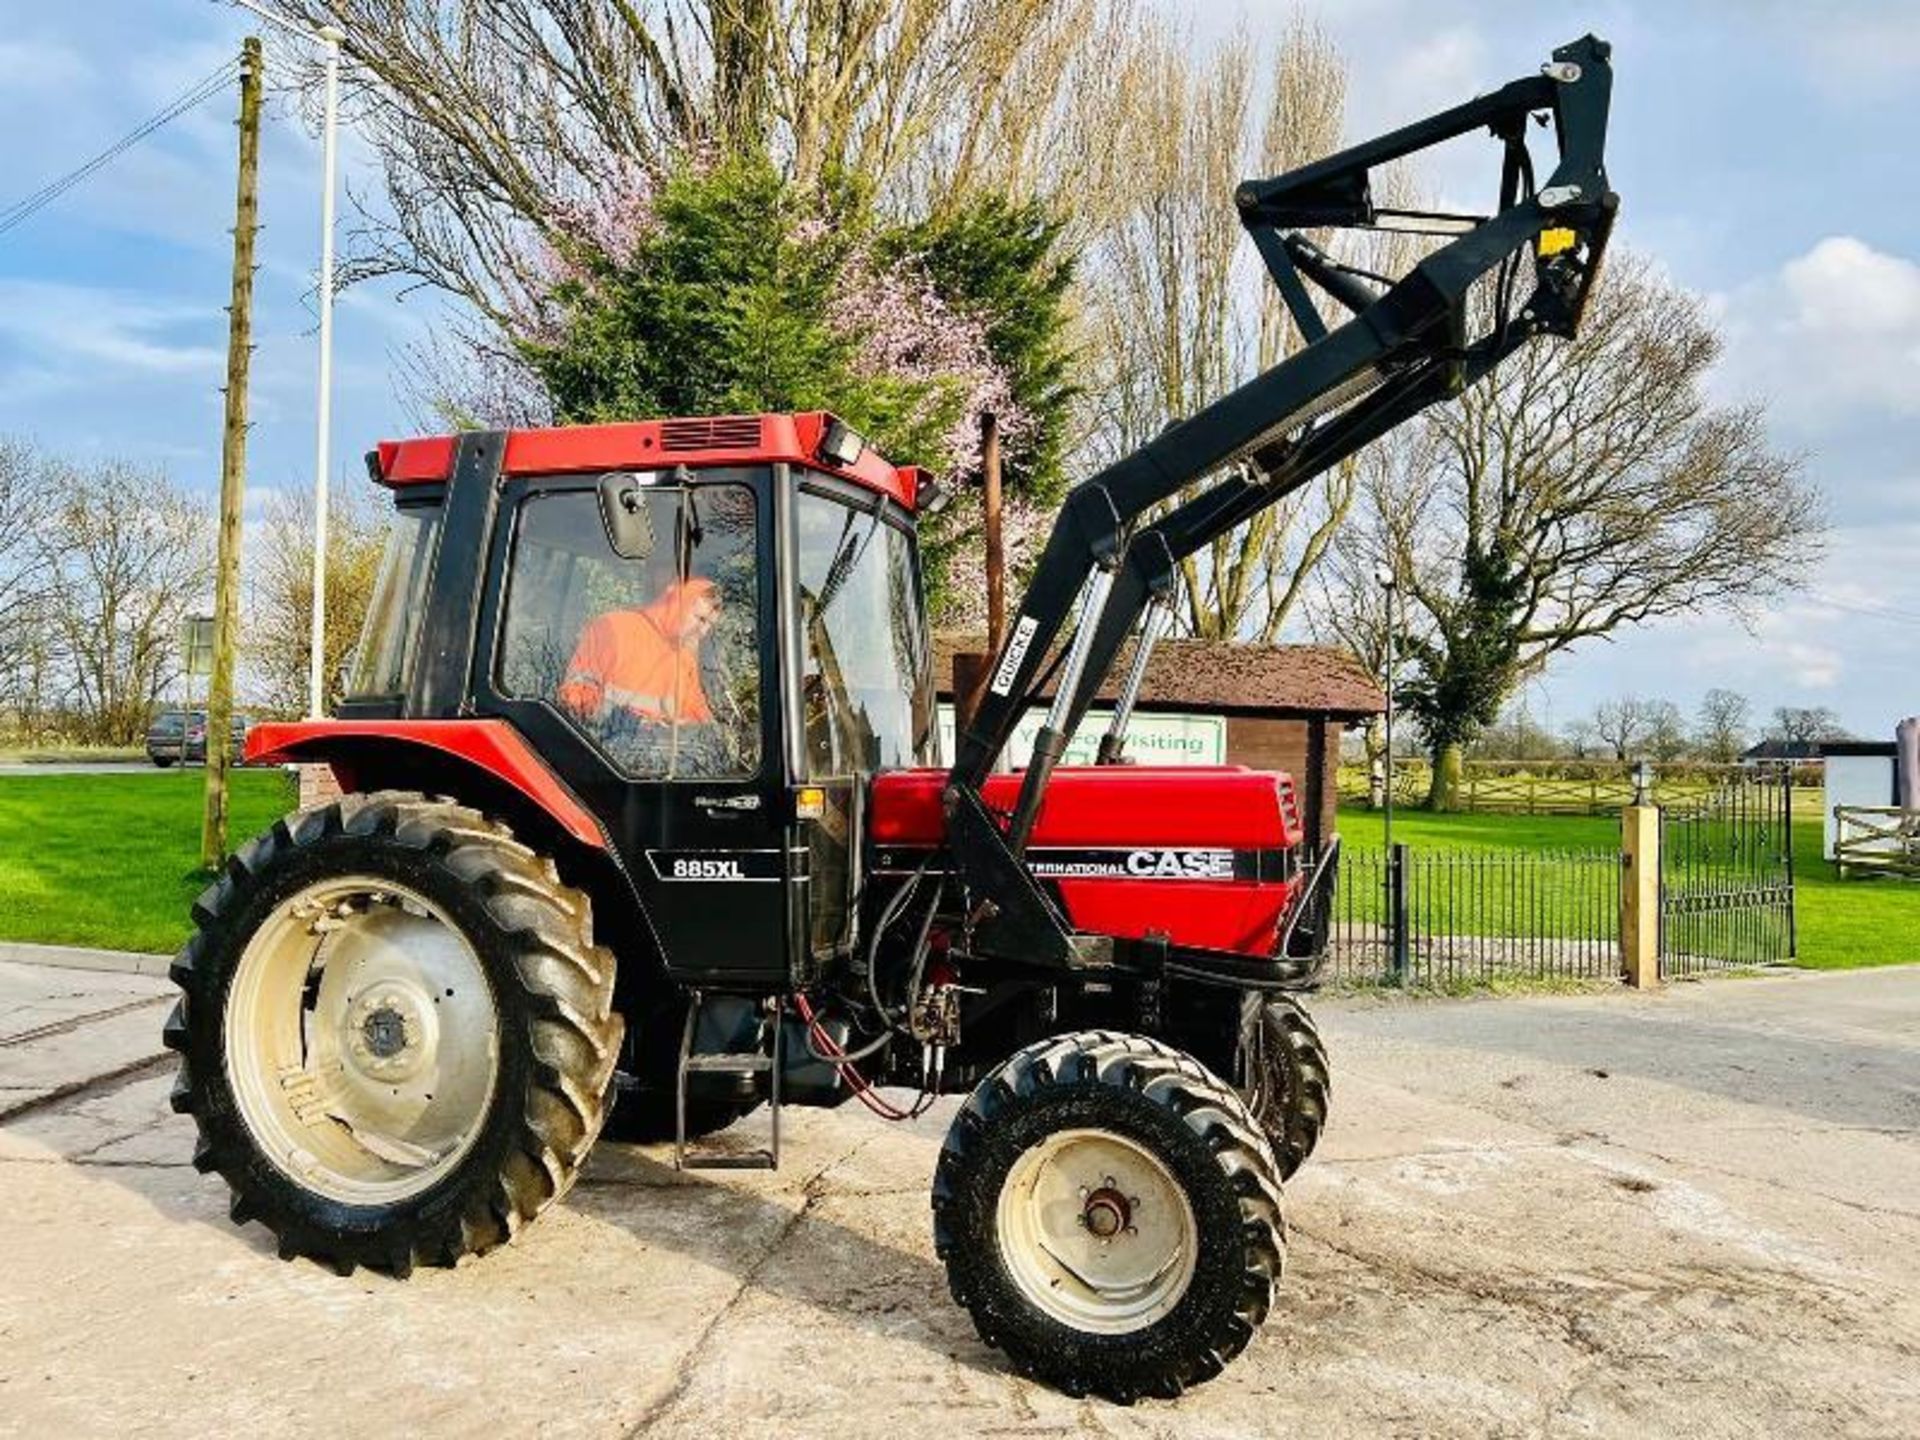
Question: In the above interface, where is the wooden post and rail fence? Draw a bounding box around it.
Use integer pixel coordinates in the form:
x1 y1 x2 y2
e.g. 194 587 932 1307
1832 807 1920 879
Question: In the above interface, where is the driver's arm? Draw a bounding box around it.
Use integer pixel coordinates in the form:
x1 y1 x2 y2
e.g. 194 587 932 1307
556 617 614 721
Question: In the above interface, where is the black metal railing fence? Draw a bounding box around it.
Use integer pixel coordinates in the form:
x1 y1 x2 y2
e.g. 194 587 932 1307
1324 844 1622 987
1659 764 1796 974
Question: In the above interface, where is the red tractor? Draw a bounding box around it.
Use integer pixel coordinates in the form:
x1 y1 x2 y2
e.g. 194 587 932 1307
166 39 1614 1402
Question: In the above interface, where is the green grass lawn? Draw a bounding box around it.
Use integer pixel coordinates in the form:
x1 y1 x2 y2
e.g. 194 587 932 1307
1338 804 1920 969
1789 815 1920 970
0 771 296 954
1328 808 1617 943
1337 807 1616 852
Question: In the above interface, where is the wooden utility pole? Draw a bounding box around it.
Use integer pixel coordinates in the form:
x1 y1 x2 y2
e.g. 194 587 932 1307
202 36 261 870
982 411 1006 655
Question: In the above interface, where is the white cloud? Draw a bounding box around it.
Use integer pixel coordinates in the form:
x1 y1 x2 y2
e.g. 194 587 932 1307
1714 235 1920 425
0 279 224 378
1780 237 1920 339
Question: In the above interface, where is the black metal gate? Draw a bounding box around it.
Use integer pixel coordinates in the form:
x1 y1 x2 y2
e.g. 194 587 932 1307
1660 765 1796 975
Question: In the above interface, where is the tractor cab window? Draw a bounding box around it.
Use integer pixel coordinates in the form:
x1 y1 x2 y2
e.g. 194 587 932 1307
795 488 935 776
347 504 441 697
497 482 760 779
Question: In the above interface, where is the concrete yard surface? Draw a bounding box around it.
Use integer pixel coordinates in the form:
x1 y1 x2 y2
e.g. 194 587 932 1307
3 957 1918 1437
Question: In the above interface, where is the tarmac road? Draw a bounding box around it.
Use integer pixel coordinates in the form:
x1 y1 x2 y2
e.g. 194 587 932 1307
3 957 1917 1438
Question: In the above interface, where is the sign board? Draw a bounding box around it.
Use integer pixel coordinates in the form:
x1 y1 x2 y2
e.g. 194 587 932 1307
181 615 215 679
936 704 1226 769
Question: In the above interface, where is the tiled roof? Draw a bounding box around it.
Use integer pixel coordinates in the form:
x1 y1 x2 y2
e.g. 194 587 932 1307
1741 739 1830 760
933 632 1385 718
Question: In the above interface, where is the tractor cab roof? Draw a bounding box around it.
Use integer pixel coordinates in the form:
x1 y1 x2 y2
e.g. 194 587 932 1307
369 411 931 513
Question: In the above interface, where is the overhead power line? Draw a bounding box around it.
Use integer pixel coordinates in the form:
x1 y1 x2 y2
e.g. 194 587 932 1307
1801 591 1920 627
0 57 242 239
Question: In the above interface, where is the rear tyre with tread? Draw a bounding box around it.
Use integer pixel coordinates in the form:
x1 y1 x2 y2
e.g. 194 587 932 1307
163 791 621 1276
1238 996 1331 1180
933 1031 1285 1404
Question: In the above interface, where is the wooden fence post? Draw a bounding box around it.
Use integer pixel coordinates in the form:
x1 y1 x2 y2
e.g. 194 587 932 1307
1620 803 1661 987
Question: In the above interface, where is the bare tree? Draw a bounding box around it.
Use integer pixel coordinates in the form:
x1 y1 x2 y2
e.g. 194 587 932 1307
1471 698 1565 762
1085 18 1410 643
1695 687 1751 764
1561 715 1599 759
0 439 57 733
1594 697 1688 763
1645 699 1689 763
41 461 213 745
246 486 392 716
1367 252 1822 807
1307 466 1399 768
1768 705 1849 749
1593 697 1654 762
266 3 1370 647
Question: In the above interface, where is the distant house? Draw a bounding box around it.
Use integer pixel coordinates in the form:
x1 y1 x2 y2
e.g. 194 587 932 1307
934 633 1385 852
1740 738 1829 763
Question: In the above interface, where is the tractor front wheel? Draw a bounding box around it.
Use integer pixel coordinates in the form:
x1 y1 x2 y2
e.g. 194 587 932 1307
1238 996 1331 1179
164 792 621 1275
933 1032 1285 1403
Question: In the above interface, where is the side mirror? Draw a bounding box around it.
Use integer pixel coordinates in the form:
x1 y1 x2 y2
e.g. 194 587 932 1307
597 472 655 560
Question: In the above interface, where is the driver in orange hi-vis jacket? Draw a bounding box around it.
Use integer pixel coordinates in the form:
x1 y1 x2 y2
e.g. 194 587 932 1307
557 577 721 726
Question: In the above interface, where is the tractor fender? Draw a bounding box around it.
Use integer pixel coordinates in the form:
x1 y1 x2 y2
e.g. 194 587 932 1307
246 720 669 1012
247 719 607 849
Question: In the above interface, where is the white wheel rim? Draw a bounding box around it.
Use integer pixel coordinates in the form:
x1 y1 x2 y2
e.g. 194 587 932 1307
995 1128 1198 1334
224 876 500 1205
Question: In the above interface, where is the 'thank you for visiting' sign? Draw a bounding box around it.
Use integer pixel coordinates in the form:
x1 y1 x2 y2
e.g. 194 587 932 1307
935 705 1227 768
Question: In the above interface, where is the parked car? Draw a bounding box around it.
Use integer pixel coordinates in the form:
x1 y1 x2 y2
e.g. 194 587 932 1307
146 710 252 767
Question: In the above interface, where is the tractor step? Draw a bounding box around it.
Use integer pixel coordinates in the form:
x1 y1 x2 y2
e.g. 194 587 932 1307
675 992 781 1172
683 1052 775 1072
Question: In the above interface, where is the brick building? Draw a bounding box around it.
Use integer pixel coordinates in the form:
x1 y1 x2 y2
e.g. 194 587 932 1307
936 634 1385 852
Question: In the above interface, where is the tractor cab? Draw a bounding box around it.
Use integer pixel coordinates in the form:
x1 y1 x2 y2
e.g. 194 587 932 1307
271 413 941 992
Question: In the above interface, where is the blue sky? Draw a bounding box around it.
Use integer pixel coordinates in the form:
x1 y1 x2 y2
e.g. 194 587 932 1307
2 1 1917 740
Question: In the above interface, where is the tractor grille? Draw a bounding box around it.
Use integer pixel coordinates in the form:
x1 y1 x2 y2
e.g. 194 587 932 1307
659 416 764 452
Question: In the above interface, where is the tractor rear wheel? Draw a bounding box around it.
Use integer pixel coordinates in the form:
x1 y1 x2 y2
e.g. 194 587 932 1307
164 792 621 1275
1238 996 1331 1179
933 1032 1285 1403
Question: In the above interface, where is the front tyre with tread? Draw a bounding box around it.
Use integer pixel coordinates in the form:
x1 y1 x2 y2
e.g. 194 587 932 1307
1238 996 1331 1180
933 1031 1286 1403
163 791 622 1276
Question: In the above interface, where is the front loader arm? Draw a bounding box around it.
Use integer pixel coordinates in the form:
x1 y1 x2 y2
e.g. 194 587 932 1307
943 34 1616 967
